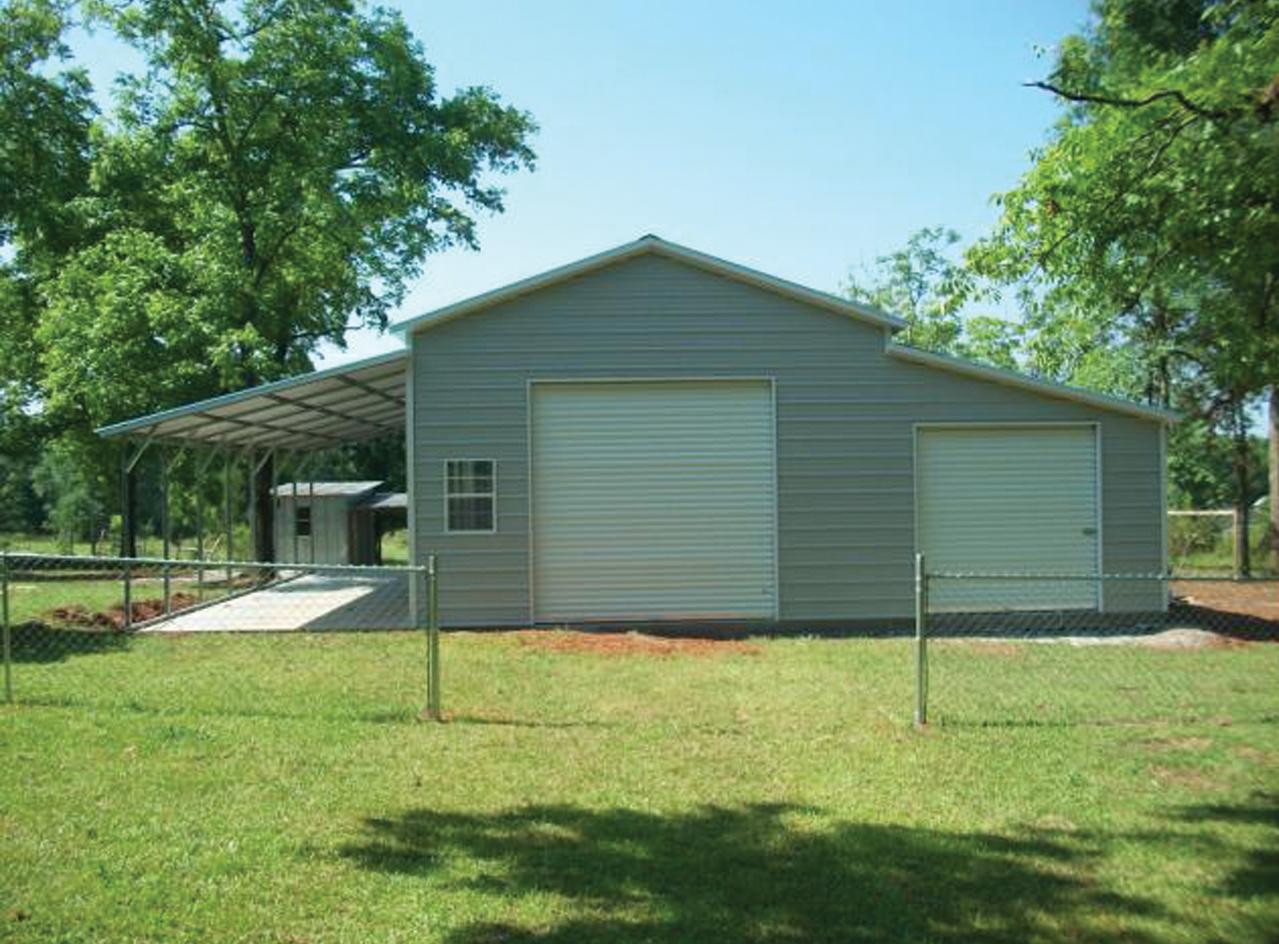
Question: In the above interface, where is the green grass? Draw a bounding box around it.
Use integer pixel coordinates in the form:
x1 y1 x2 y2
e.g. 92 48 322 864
1 630 1276 942
1169 516 1276 577
1 528 253 561
380 527 409 564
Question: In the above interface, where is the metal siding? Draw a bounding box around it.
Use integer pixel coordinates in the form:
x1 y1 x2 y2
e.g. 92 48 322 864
531 381 776 621
411 253 1165 626
917 427 1100 611
273 496 350 564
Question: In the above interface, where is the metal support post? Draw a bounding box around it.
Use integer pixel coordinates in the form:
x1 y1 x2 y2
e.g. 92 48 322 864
267 448 278 573
119 446 129 558
195 453 207 599
308 472 316 565
291 462 300 566
247 448 257 565
123 556 132 631
1233 507 1242 580
914 552 929 728
224 449 234 586
161 449 172 616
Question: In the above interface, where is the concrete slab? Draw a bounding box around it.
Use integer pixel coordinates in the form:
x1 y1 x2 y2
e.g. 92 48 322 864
144 573 412 632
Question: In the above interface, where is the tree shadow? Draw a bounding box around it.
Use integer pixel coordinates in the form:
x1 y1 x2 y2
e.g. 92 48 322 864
1171 792 1279 899
338 803 1168 943
1167 601 1279 642
7 621 132 664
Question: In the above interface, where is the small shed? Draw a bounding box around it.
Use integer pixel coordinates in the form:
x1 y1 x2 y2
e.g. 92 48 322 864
272 481 406 565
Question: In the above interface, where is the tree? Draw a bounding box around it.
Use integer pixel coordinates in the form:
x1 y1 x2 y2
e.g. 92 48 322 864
80 0 536 388
31 436 110 551
969 0 1279 573
3 0 536 559
0 0 94 427
844 226 1022 368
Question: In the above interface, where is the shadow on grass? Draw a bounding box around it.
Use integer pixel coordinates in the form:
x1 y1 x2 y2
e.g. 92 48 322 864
7 621 132 664
442 713 615 730
1172 792 1279 900
338 803 1167 943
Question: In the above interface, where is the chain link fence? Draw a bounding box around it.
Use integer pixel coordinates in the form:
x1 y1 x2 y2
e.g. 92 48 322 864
0 551 441 720
5 550 1274 729
913 558 1279 727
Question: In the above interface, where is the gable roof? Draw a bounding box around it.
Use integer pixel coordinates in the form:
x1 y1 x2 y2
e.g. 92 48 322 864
390 234 906 336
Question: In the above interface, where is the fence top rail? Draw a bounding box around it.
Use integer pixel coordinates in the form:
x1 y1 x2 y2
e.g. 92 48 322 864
0 550 429 576
927 570 1277 583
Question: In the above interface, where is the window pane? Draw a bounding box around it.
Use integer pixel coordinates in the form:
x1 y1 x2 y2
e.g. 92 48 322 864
296 506 312 537
447 460 493 495
447 496 493 532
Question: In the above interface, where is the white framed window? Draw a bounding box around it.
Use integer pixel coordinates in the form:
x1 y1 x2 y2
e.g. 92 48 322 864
444 459 496 533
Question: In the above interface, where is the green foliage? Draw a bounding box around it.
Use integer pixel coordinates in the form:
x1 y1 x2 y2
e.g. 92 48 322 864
971 0 1279 405
843 226 1021 367
969 0 1279 556
0 0 93 256
0 0 535 530
1170 422 1269 509
30 436 109 548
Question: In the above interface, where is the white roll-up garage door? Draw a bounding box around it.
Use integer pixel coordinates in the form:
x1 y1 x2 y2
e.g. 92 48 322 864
531 380 777 622
917 426 1101 611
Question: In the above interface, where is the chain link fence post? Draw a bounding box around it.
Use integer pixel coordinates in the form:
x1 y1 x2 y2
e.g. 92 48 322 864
424 554 441 721
2 551 12 703
914 552 929 728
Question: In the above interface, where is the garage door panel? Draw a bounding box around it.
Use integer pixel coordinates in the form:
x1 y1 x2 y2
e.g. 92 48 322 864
532 381 777 621
918 427 1100 611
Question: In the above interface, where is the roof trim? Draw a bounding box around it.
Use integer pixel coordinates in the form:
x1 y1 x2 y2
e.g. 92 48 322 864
887 344 1178 423
390 234 906 336
95 349 408 440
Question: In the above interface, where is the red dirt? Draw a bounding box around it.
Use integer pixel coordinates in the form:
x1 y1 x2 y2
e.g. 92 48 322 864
508 629 761 658
52 592 199 630
1171 580 1279 623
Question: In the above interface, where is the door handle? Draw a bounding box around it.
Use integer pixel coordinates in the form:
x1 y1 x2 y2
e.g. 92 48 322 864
1081 527 1097 536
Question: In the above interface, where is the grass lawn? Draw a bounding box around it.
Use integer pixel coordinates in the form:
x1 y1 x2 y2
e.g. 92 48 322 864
1 630 1277 943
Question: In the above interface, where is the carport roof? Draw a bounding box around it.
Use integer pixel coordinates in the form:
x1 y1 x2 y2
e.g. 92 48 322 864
95 349 408 452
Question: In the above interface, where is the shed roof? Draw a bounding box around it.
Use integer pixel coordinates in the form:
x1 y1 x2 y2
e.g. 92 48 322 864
95 349 407 452
271 481 384 498
359 491 408 510
887 345 1177 423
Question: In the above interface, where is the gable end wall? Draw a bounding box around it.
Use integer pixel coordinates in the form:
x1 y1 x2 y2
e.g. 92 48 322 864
410 254 1164 626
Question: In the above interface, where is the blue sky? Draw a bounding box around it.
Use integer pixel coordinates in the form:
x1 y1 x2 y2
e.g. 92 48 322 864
69 1 1091 368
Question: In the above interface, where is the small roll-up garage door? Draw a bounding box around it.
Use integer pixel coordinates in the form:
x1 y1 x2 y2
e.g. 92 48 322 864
531 380 777 622
917 426 1101 611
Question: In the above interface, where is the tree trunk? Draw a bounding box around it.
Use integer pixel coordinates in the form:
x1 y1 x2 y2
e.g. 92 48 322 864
1233 420 1252 578
253 453 274 563
1270 384 1278 573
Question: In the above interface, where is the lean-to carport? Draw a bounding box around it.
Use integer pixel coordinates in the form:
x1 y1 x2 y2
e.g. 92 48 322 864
94 349 411 627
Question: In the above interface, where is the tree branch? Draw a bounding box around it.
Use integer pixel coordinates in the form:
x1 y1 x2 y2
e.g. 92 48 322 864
1026 81 1231 122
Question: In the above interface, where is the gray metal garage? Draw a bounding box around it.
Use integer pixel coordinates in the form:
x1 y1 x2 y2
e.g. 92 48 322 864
98 235 1175 627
